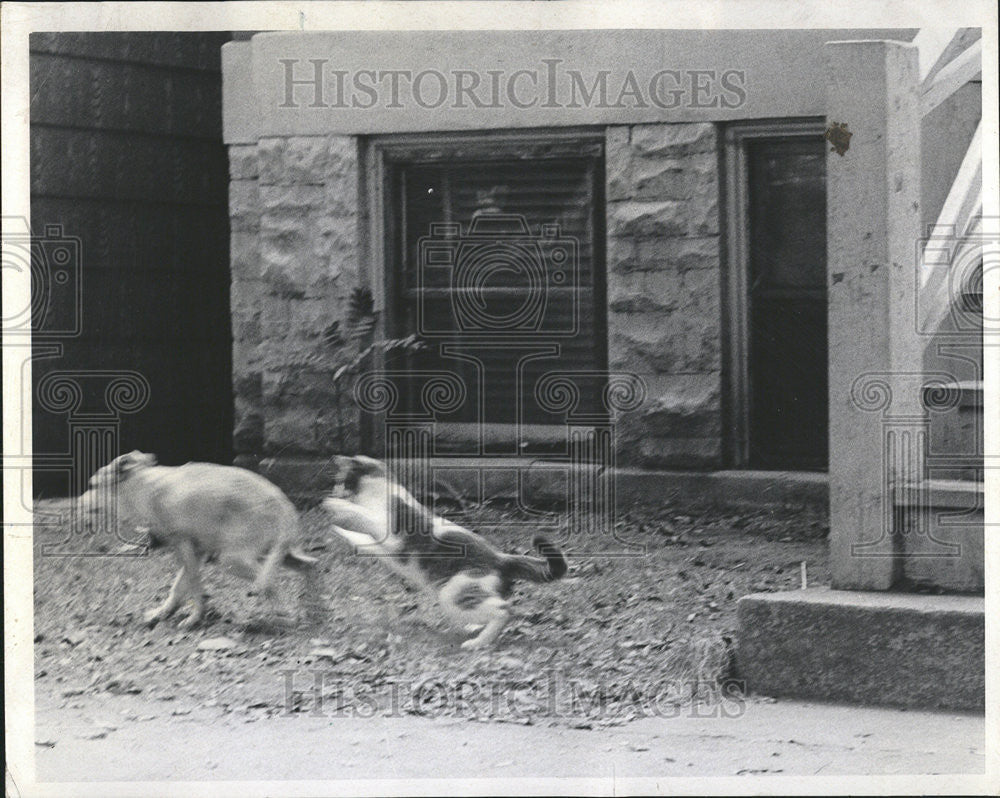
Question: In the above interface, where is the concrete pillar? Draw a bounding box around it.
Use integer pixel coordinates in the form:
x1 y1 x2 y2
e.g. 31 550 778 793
825 41 923 590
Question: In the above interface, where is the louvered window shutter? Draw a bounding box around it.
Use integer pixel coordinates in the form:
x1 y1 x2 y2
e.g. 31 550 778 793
389 147 606 439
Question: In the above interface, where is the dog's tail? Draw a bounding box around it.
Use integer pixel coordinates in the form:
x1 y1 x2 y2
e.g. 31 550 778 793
500 537 568 583
284 546 319 569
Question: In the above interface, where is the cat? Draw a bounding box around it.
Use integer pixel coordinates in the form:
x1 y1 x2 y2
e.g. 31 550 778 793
322 455 568 649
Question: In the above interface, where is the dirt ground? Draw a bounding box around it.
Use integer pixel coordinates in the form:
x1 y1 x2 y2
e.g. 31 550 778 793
33 494 830 730
26 494 990 787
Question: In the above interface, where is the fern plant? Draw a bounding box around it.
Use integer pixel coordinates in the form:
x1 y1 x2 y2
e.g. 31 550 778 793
330 286 425 450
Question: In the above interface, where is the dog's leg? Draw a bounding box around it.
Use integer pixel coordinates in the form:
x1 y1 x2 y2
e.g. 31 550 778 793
251 541 284 600
175 540 206 630
223 552 258 583
143 565 187 626
295 561 325 626
276 545 325 625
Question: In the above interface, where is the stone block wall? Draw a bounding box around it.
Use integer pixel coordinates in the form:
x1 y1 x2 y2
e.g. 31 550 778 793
605 123 723 468
228 124 724 472
227 135 363 460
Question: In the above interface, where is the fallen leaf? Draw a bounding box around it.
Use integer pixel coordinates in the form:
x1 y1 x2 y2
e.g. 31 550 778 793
309 647 344 662
197 637 239 652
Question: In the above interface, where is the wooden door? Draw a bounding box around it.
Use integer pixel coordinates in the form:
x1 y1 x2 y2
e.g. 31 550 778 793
745 137 828 470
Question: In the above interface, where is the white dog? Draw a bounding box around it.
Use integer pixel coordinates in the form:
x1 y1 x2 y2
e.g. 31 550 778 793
80 451 319 629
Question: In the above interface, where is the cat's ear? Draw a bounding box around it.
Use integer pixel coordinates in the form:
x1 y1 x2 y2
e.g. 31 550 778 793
353 455 386 476
331 455 355 474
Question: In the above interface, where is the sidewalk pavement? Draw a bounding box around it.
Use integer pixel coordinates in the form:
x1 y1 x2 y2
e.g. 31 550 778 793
28 694 987 792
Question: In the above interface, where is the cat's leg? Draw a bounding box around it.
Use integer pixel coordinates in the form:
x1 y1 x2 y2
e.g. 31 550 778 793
329 523 379 550
438 573 510 650
322 499 391 544
459 598 510 650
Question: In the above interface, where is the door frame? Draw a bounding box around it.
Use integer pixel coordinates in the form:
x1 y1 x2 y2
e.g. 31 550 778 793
723 118 826 468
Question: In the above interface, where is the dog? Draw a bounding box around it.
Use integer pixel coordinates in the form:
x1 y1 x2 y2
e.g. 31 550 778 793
321 455 567 649
79 451 319 629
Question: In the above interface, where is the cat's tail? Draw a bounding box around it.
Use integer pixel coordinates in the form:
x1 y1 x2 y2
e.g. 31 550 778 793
500 537 568 583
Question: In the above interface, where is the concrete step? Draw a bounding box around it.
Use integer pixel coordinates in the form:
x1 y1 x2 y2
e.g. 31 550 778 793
924 380 983 481
736 587 984 711
894 479 984 592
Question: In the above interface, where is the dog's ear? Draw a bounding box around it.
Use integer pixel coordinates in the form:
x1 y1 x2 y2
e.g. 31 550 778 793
115 451 153 478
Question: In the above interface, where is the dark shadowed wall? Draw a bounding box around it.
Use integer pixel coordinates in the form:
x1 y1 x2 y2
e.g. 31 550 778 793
30 33 233 495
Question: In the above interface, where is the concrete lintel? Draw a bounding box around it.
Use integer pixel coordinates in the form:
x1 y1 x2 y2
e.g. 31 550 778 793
221 29 917 141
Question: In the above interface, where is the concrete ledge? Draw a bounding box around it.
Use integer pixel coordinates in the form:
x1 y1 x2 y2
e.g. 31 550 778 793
737 587 984 711
895 480 984 592
236 454 828 510
616 468 827 509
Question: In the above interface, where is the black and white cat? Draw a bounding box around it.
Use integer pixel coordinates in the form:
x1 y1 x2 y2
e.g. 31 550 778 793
322 456 568 649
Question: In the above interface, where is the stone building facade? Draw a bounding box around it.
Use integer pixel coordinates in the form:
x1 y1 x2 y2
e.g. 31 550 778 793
222 29 966 480
227 122 722 470
229 135 363 459
605 123 721 467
